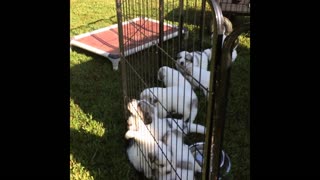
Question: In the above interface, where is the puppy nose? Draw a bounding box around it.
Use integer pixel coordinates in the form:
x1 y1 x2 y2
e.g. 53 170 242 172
180 62 184 65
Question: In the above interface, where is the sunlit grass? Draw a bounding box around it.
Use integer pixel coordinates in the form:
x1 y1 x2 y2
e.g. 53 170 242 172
70 0 250 179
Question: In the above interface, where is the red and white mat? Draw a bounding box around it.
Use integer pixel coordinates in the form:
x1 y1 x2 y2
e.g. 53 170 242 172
70 17 185 70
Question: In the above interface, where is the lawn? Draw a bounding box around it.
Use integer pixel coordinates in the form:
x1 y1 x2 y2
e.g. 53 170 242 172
70 0 250 179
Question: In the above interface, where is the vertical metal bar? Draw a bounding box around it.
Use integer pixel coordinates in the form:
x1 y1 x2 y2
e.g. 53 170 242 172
199 0 206 51
202 34 223 180
202 0 224 180
116 0 128 117
159 0 164 67
215 23 250 180
178 0 184 52
210 33 224 180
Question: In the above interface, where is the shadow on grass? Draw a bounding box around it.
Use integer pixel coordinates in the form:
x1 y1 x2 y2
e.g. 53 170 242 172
70 50 148 179
165 7 214 34
70 16 118 36
70 23 250 179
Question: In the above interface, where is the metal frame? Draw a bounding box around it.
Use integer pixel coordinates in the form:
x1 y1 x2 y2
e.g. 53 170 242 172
116 0 250 179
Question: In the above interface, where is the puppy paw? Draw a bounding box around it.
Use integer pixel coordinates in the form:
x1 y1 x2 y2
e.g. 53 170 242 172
127 115 138 130
125 130 135 139
127 99 139 115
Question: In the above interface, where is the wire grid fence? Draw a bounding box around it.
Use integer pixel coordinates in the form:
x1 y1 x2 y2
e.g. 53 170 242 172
116 0 248 179
218 0 250 15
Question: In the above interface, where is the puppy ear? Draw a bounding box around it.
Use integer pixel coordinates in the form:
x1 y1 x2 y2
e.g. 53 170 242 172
143 111 153 125
125 130 136 139
185 54 193 62
127 99 138 115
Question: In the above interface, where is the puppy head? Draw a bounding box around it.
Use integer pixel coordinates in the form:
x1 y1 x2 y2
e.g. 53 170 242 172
176 51 193 68
127 99 157 125
137 100 156 125
140 89 159 105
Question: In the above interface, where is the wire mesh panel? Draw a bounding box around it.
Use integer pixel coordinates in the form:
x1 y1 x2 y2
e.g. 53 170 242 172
116 0 248 179
217 0 250 15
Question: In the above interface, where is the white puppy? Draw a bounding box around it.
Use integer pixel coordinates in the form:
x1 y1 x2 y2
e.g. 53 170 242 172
176 48 212 72
125 114 175 178
140 87 198 123
185 66 211 97
126 100 202 179
126 138 173 179
157 66 193 90
127 99 205 140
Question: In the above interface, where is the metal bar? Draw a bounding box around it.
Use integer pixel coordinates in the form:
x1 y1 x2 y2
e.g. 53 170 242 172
159 0 164 67
178 0 184 51
213 23 250 180
116 0 128 118
202 0 224 179
199 0 206 51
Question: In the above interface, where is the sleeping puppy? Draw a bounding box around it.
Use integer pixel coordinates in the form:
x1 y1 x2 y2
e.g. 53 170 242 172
127 99 205 140
125 105 175 179
157 66 193 90
126 100 202 179
126 116 197 180
176 48 212 72
125 102 190 179
139 87 198 123
126 138 173 179
184 66 211 97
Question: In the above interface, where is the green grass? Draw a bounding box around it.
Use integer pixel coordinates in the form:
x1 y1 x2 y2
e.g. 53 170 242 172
70 0 250 179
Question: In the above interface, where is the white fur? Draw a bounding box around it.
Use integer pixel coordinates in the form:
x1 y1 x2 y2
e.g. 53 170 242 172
126 100 202 179
231 42 238 62
162 129 202 173
126 137 174 179
125 114 175 178
176 48 212 72
185 66 211 97
158 66 193 90
140 87 198 123
127 99 206 140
